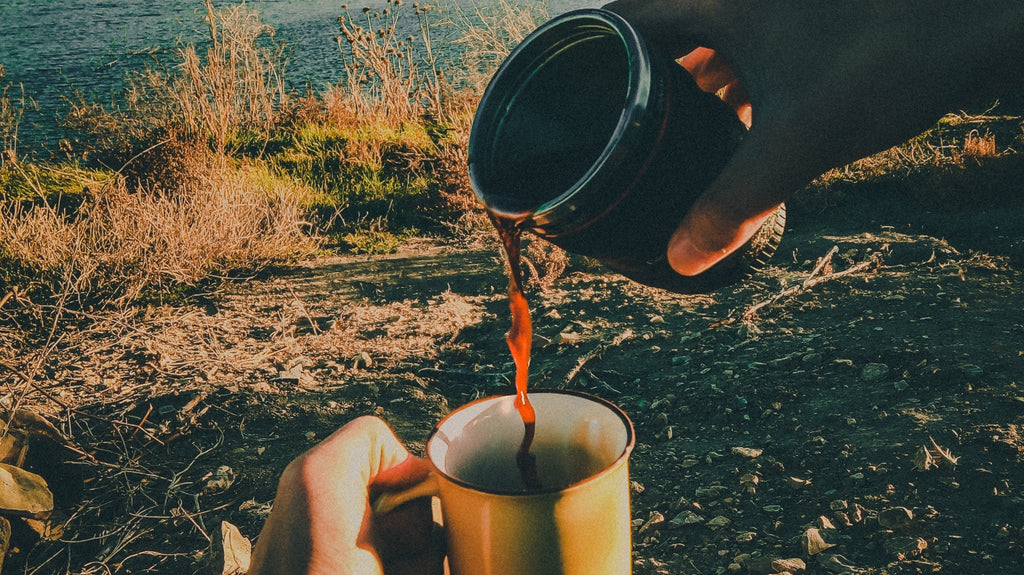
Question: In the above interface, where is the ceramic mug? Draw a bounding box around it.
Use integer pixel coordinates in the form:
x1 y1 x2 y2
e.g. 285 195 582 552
376 391 635 575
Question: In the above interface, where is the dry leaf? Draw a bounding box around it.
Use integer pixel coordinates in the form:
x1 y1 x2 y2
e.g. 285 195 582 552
219 521 251 575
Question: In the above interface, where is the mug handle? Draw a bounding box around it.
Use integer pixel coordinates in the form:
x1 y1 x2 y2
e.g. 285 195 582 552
372 472 440 514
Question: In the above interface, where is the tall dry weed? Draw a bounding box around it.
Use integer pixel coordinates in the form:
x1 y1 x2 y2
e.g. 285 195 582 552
0 65 37 167
65 0 287 164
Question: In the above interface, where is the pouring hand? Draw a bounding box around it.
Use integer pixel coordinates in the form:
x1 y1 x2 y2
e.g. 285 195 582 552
604 0 1024 276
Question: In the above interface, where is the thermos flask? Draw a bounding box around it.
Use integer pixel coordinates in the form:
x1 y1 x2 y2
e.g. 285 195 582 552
468 9 785 293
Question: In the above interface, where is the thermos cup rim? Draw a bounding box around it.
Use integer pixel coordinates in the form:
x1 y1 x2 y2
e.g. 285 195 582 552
467 9 655 229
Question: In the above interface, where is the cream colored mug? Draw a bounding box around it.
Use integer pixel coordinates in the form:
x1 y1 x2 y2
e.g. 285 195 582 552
376 391 635 575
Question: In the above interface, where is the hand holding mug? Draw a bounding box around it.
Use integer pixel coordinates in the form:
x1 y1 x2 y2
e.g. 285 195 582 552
249 416 444 575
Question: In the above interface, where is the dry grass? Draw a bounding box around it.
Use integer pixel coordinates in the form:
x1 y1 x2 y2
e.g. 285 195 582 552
0 163 317 307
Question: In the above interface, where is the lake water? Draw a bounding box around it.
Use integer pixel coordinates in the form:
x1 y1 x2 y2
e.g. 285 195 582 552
1 0 602 151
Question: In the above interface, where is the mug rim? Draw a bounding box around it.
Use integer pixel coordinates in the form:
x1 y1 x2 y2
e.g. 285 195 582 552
425 389 635 496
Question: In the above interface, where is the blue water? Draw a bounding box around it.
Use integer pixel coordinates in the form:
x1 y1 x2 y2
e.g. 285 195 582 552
1 0 602 151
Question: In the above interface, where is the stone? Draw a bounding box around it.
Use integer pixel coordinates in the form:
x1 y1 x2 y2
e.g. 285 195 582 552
669 510 705 527
788 476 811 490
707 515 731 530
884 536 928 560
877 506 914 529
731 446 763 459
736 531 757 543
696 485 729 500
829 500 849 511
0 463 53 517
860 362 890 382
639 511 665 535
816 516 836 530
743 556 807 574
801 528 836 555
817 553 867 574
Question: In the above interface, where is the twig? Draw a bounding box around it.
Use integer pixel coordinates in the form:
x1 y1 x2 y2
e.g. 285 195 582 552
742 249 883 322
563 328 634 388
287 285 320 335
0 288 15 310
929 435 960 466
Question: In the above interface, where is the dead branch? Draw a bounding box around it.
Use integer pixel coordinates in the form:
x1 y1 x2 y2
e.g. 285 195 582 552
742 249 883 322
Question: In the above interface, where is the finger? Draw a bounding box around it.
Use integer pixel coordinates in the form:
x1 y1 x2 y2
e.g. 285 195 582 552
679 48 735 94
667 111 826 276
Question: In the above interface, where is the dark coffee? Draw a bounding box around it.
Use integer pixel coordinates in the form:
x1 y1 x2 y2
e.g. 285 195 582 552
453 441 606 492
492 214 542 490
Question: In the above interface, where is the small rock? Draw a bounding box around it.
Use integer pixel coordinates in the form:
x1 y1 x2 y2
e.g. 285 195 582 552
707 515 731 530
877 507 914 529
203 466 237 495
550 332 582 346
788 476 811 490
861 362 890 382
802 528 836 555
773 558 807 573
736 531 757 543
763 504 783 513
669 510 705 527
0 463 53 517
816 516 836 530
638 511 665 535
696 485 729 500
829 500 849 511
834 511 852 527
743 556 807 574
884 536 928 560
732 446 763 459
817 553 866 574
893 380 910 392
681 458 700 469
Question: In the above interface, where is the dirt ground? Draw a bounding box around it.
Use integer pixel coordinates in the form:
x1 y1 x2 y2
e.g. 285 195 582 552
5 133 1024 573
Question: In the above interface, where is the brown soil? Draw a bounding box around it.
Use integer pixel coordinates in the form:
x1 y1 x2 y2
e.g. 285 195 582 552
5 142 1024 574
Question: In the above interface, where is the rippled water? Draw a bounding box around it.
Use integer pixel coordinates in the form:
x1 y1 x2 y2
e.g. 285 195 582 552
1 0 601 150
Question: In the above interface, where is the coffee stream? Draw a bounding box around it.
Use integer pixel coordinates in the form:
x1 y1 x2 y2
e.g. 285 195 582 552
492 215 543 491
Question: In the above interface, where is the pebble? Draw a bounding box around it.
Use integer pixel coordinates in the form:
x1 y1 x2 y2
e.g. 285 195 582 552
735 531 757 543
883 536 928 559
696 485 729 500
707 515 731 530
801 527 836 555
669 510 705 527
763 505 783 513
816 553 863 574
743 556 807 574
638 511 665 535
877 506 914 529
829 500 849 511
731 446 763 459
860 362 890 382
788 476 811 490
